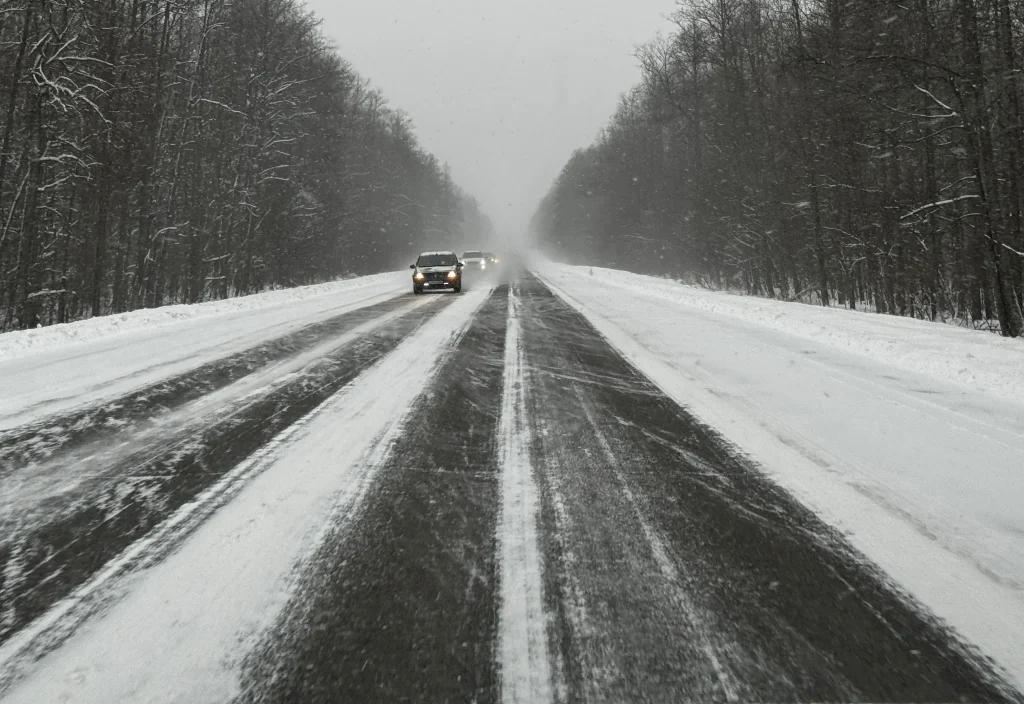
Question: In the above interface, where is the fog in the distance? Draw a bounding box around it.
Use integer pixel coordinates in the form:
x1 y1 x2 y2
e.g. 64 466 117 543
305 0 677 243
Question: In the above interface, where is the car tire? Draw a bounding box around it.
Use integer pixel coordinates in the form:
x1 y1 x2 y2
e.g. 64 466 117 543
453 284 462 293
413 285 422 295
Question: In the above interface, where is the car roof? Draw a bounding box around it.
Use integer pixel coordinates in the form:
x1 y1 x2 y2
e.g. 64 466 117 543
417 251 457 257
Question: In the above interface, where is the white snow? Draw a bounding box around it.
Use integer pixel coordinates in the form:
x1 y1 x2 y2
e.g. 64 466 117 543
0 295 434 535
0 271 410 431
534 260 1024 691
0 288 493 704
4 257 1023 696
0 272 409 363
554 265 1024 405
496 286 554 704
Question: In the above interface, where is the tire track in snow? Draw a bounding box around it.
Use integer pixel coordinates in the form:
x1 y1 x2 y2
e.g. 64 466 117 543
497 284 554 704
577 397 741 703
238 285 508 703
0 294 420 473
517 273 1017 702
0 297 448 656
0 288 493 704
519 279 739 702
537 266 1024 695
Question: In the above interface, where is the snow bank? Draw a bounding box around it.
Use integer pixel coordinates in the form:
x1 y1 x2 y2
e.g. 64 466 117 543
539 263 1024 405
0 272 407 363
0 271 411 432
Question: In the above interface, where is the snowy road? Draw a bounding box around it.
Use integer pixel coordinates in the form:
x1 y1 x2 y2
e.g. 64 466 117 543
0 267 1020 702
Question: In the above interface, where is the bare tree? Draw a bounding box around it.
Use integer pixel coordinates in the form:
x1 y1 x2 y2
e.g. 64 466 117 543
533 0 1024 336
0 0 489 330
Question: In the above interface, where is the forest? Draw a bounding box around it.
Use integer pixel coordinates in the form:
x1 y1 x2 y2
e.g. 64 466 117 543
0 0 491 331
531 0 1024 336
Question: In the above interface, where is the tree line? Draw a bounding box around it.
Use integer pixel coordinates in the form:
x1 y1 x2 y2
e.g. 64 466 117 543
0 0 491 331
531 0 1024 336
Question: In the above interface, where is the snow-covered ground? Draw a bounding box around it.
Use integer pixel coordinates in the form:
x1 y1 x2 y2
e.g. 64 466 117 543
535 260 1024 689
552 265 1024 405
0 273 408 363
3 262 1022 696
0 294 431 535
0 287 493 703
0 272 408 431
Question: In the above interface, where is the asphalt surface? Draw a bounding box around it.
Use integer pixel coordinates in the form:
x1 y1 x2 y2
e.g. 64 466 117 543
1 271 1019 703
241 285 509 704
516 275 1012 702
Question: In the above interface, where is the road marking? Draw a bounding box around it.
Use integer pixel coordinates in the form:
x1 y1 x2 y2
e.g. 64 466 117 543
497 284 554 704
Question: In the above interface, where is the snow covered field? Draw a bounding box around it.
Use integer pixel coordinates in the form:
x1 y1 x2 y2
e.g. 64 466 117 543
536 260 1024 688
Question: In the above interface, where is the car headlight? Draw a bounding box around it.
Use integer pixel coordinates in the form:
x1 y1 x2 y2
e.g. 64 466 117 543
481 262 486 269
447 270 458 279
414 272 424 281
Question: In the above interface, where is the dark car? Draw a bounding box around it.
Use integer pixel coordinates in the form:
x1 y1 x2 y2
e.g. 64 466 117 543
411 251 463 294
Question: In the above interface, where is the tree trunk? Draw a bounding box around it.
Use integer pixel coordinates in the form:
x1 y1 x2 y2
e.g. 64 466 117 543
0 6 32 270
809 171 829 306
957 0 1024 336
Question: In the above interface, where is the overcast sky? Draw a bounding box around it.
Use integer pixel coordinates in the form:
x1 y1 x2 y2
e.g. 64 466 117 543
304 0 678 239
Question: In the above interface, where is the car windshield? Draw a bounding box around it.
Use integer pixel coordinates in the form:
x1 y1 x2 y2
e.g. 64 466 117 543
417 253 457 267
462 251 483 259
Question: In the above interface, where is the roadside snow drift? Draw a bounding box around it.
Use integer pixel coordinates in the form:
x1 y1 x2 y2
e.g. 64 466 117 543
0 272 409 430
549 264 1024 404
0 272 409 363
